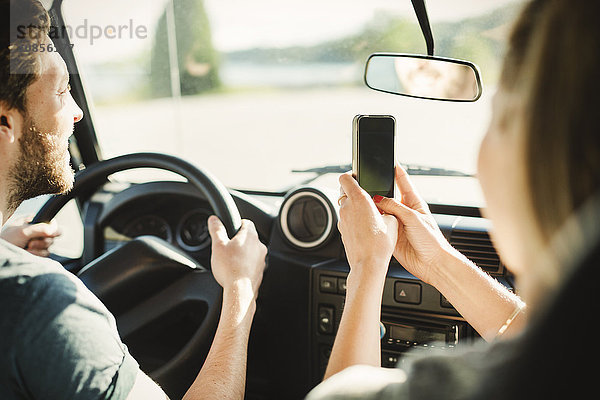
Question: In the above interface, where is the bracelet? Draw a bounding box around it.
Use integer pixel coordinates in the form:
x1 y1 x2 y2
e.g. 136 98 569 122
496 303 526 337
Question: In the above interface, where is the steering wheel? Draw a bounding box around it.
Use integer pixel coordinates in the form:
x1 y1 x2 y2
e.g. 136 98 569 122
32 152 242 399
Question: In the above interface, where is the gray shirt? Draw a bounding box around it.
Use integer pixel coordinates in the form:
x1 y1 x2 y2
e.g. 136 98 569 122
306 340 511 400
0 239 139 399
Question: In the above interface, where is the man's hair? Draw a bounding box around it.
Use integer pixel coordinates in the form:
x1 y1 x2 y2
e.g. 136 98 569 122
0 0 50 113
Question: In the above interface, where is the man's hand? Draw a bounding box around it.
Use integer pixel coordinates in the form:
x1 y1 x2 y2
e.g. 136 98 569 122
207 216 267 299
0 217 61 257
178 217 267 400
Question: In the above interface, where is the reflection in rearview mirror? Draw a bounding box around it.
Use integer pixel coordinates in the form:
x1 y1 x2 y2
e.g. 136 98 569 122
365 54 482 102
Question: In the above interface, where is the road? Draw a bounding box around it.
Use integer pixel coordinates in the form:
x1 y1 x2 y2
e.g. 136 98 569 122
92 86 493 191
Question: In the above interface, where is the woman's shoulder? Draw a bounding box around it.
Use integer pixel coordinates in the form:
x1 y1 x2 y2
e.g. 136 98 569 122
306 364 408 400
401 339 516 398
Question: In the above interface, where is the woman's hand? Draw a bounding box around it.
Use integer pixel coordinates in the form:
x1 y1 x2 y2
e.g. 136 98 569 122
338 173 398 279
324 174 398 380
374 164 458 285
0 216 61 257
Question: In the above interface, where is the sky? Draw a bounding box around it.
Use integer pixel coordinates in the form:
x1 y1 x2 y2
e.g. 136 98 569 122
60 0 522 63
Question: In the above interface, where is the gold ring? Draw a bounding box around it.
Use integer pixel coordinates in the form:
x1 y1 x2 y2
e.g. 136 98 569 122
337 194 348 206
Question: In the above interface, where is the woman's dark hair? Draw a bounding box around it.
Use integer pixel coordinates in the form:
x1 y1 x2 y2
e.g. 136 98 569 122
0 0 50 113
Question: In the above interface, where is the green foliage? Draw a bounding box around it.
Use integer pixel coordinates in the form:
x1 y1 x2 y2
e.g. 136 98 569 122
360 12 427 55
434 5 521 83
449 33 498 83
151 0 220 98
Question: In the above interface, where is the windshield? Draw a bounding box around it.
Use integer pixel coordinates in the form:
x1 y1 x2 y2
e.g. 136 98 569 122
62 0 523 205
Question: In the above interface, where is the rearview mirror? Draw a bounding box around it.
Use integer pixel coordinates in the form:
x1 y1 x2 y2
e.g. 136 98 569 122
364 53 482 102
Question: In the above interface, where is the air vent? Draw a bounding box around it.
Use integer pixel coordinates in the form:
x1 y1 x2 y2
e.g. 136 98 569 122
279 189 336 250
450 229 502 274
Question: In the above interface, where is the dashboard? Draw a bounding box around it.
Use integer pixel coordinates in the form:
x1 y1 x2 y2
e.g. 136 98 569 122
105 198 213 254
93 181 274 265
86 179 511 399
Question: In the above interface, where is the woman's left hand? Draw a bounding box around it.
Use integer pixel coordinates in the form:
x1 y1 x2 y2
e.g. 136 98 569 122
338 173 398 279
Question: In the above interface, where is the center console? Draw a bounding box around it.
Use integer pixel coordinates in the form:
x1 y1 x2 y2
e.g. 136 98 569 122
310 261 477 383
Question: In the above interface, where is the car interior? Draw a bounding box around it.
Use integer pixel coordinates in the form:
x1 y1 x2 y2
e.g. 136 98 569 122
17 0 534 398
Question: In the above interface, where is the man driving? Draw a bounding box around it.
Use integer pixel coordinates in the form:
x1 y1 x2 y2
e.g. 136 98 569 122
0 1 267 399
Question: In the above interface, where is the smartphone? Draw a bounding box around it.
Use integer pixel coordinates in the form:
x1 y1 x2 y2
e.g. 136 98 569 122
352 115 395 198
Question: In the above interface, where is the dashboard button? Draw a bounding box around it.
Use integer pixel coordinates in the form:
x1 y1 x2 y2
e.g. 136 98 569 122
318 306 335 334
337 277 347 294
394 282 422 304
319 275 337 294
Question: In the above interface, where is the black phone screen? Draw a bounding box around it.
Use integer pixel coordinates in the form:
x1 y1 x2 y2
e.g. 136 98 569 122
358 116 395 197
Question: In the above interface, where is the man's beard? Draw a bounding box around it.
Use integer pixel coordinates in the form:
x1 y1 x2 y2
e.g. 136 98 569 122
6 117 74 214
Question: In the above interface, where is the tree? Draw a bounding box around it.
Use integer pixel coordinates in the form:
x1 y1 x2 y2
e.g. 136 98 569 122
151 0 220 98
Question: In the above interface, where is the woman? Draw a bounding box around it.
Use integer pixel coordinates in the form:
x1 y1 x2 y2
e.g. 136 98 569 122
307 0 600 398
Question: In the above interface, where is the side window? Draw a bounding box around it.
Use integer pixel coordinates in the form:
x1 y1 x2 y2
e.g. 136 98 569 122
51 199 85 258
8 198 84 259
62 0 218 160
